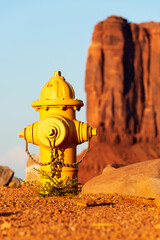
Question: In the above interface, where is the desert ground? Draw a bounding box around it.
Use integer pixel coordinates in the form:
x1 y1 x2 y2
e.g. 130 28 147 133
0 185 160 240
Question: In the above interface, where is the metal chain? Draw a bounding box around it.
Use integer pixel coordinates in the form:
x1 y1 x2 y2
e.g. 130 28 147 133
25 135 91 177
46 137 63 178
25 140 51 166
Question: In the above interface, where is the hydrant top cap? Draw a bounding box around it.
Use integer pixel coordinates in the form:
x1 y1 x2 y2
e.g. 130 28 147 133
32 71 84 109
54 71 61 77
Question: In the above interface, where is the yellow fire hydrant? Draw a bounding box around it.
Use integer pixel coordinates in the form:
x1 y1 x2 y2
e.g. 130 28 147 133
19 71 97 186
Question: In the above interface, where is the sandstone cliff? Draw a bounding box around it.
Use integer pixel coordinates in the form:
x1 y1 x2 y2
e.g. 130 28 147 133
79 16 160 183
85 16 160 144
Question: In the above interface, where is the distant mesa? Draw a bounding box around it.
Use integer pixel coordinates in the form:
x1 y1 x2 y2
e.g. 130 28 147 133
85 15 160 145
78 15 160 183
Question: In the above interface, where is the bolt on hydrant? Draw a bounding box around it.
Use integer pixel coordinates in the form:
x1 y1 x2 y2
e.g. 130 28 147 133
19 71 97 186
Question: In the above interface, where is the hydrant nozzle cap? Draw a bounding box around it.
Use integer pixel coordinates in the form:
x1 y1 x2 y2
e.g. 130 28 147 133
19 130 24 138
91 128 97 136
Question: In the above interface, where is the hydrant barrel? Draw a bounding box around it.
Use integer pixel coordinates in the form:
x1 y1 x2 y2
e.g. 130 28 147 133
19 71 97 186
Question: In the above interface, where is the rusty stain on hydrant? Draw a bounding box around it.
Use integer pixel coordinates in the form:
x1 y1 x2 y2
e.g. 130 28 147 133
19 71 97 186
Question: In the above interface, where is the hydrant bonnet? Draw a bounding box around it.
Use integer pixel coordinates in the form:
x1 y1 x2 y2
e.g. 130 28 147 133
32 71 84 111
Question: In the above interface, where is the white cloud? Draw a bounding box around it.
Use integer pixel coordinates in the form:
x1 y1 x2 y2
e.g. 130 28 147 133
0 146 29 179
0 146 27 167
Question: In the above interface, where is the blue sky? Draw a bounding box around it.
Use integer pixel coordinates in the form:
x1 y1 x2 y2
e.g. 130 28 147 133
0 0 160 179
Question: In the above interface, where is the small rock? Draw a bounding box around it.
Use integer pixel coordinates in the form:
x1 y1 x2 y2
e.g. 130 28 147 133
0 166 14 186
25 154 40 183
26 154 40 167
70 226 75 231
8 177 21 188
154 224 160 230
1 222 11 230
92 222 118 228
76 198 96 207
2 230 7 236
25 164 40 183
154 192 160 207
19 231 26 236
76 201 87 207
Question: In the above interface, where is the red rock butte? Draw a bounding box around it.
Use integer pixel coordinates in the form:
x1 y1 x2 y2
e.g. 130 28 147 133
78 16 160 183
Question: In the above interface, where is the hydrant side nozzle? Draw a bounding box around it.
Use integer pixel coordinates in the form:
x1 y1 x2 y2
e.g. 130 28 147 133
74 121 97 143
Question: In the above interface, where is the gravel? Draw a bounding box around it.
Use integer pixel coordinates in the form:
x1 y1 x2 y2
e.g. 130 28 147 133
0 185 160 240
